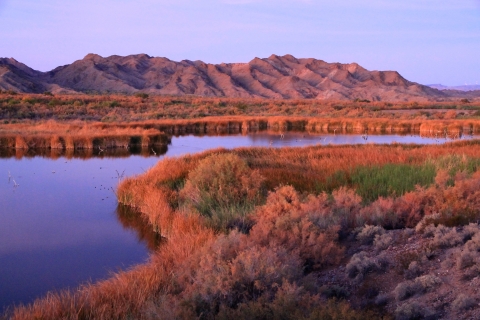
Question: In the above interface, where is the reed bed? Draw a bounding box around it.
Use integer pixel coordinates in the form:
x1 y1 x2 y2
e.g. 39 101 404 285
0 121 170 150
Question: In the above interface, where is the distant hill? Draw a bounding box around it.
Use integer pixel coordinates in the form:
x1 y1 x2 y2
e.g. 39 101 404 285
428 84 480 92
1 54 479 101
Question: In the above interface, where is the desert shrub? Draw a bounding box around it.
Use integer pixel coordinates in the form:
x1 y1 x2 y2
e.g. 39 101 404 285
229 245 301 292
462 265 480 281
331 187 362 233
358 196 402 229
464 232 480 252
452 294 476 311
394 275 438 300
374 293 390 306
250 186 344 269
393 275 441 301
357 225 385 245
180 153 265 229
395 301 434 320
318 285 349 299
421 224 437 238
415 214 441 234
433 171 480 226
393 281 420 301
414 274 442 291
461 223 480 242
431 225 463 248
217 290 379 320
373 233 393 251
357 278 381 300
456 232 480 276
346 251 389 281
395 250 422 274
457 251 476 270
404 261 423 280
180 243 303 318
216 282 317 320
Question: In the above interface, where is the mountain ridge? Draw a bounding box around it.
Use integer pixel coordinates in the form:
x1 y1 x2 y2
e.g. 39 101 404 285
1 54 478 101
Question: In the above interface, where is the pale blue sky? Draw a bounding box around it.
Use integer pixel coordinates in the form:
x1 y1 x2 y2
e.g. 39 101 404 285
1 0 479 85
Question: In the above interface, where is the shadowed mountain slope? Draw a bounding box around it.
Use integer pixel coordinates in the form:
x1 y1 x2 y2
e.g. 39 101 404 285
1 54 477 101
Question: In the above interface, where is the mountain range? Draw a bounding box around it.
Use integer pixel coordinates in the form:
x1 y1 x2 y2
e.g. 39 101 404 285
1 54 479 101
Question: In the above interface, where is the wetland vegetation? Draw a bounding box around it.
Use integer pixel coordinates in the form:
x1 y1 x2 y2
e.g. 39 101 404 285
4 92 480 319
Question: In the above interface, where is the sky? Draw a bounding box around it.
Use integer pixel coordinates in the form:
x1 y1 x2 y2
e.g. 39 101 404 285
0 0 479 86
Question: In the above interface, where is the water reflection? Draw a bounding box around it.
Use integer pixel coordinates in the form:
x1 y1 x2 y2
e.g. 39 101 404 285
2 132 479 161
0 145 168 160
116 204 163 251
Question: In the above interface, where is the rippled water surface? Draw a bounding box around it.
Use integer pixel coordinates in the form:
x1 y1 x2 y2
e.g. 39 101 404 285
1 132 479 310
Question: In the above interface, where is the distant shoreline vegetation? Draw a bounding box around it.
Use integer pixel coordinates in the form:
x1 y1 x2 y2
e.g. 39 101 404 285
1 91 480 123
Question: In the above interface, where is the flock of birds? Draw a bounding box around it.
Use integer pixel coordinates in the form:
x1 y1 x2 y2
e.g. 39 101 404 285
268 129 370 146
426 128 474 143
7 163 127 203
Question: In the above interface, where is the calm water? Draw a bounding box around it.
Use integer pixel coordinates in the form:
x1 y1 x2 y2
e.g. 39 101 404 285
1 132 479 310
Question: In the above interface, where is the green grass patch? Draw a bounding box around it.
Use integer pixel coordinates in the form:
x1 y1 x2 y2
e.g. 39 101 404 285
351 163 436 203
317 163 437 203
316 155 480 203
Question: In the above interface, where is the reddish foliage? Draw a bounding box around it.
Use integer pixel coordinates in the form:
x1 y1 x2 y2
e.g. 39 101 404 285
250 186 344 268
